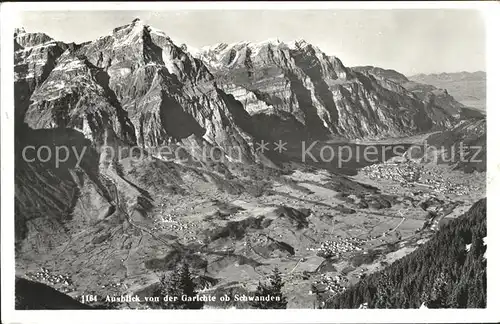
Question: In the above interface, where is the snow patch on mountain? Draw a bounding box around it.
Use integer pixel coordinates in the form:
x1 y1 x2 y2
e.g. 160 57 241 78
53 59 85 71
161 49 179 76
18 40 58 51
147 25 167 37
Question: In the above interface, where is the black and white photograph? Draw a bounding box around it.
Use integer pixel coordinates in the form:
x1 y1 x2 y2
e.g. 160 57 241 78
1 2 499 323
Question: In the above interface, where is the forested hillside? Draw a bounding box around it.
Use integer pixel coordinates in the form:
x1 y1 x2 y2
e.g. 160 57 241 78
323 198 487 309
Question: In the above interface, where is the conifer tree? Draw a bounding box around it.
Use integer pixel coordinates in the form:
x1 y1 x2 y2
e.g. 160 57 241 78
251 267 288 309
158 262 204 309
427 271 450 308
374 273 394 308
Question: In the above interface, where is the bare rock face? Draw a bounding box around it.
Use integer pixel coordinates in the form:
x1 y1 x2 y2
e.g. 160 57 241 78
15 29 54 48
16 20 259 161
24 53 137 146
197 40 457 140
351 65 410 84
70 19 259 160
353 65 466 117
14 30 69 120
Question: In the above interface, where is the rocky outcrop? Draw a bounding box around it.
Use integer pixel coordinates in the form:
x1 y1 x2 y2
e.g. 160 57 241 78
24 53 137 146
13 22 269 263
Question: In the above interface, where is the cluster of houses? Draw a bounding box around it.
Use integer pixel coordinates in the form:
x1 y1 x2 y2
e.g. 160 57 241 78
311 273 348 296
361 160 422 184
311 237 365 258
361 159 479 196
99 281 123 289
422 178 475 195
25 267 74 293
151 214 194 232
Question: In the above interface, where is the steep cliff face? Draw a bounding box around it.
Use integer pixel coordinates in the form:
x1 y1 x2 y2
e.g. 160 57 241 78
198 40 456 140
353 65 466 117
13 23 463 252
24 53 137 147
13 21 485 306
17 20 260 162
13 21 464 248
14 28 69 120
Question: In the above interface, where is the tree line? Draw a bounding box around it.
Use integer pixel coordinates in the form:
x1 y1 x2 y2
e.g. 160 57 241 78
146 263 287 309
322 198 487 309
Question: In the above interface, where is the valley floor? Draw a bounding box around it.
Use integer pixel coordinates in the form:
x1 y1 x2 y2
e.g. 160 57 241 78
15 136 486 309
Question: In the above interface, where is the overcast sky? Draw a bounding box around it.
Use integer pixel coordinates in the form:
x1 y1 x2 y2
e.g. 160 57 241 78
16 10 486 75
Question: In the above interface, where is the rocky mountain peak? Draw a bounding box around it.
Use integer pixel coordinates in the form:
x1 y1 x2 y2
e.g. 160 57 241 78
15 29 55 49
288 38 310 49
352 65 410 84
195 36 459 139
14 27 26 37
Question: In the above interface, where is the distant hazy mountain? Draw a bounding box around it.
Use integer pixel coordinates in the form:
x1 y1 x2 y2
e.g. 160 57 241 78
409 72 486 111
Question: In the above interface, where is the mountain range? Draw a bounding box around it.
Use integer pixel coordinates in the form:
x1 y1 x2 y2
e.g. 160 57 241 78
15 19 467 150
13 19 487 309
